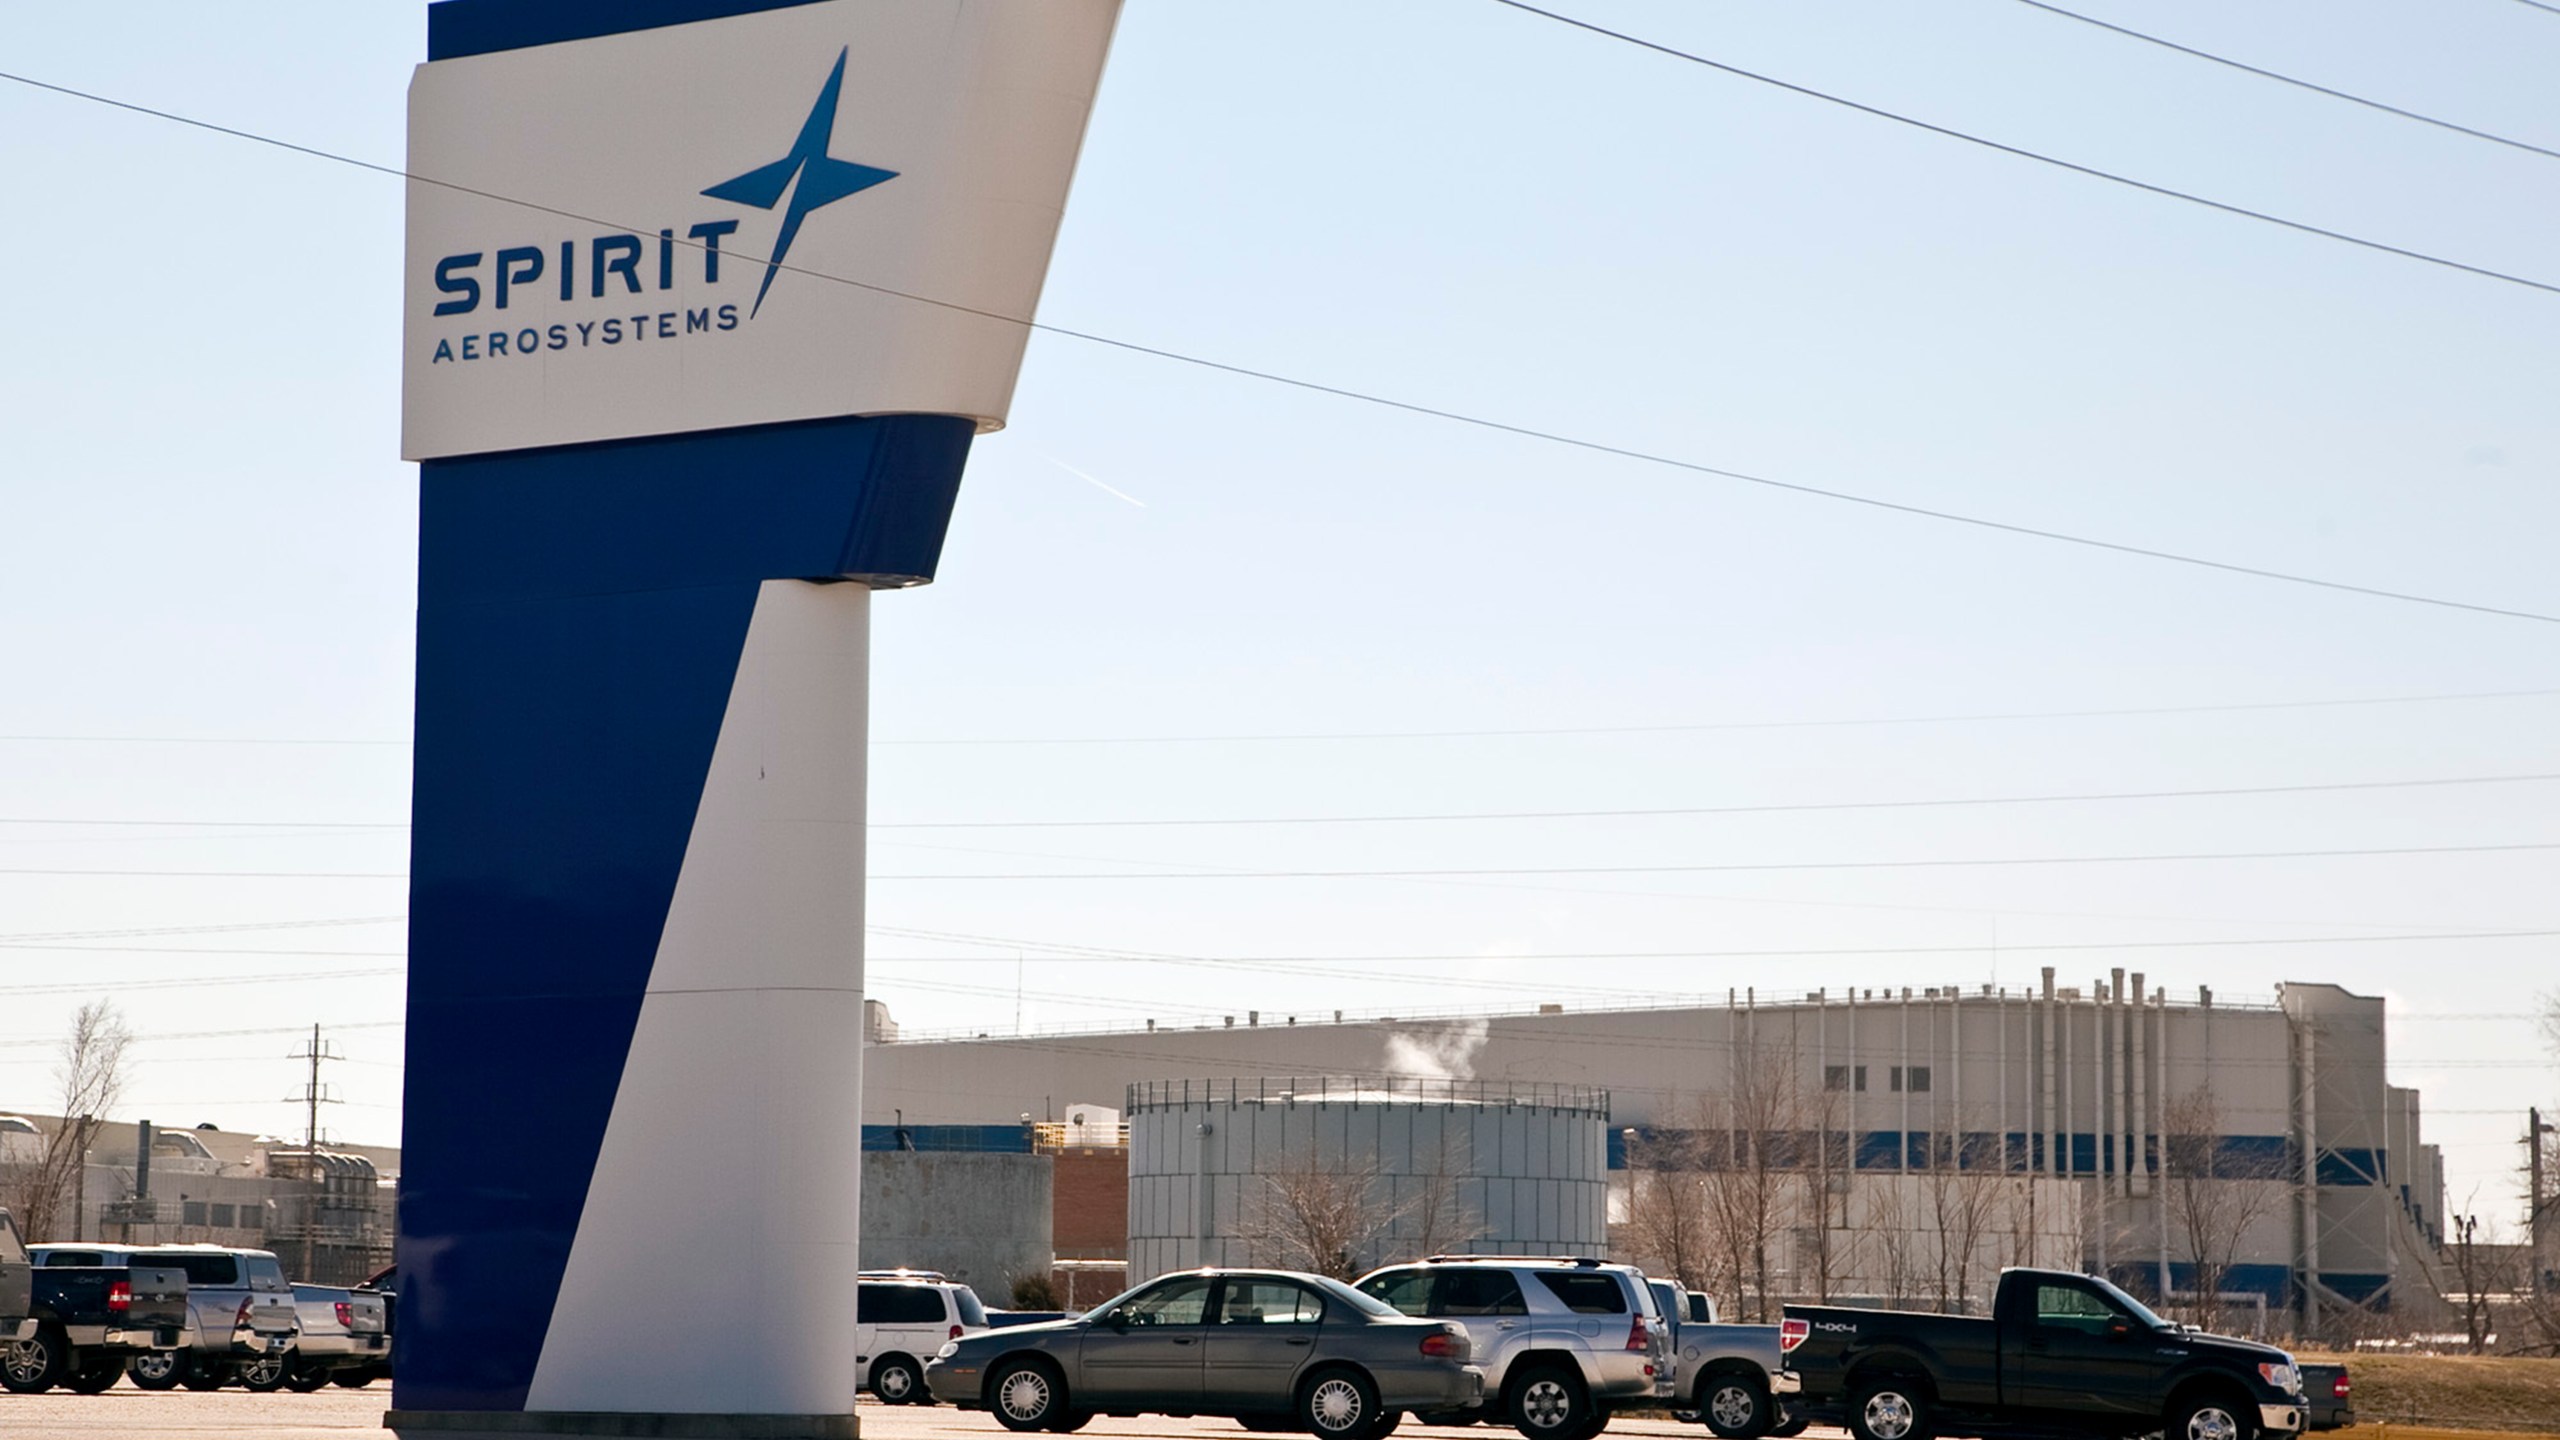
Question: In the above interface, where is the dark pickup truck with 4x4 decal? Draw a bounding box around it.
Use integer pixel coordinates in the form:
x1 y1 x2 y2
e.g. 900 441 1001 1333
1 1212 189 1394
1775 1267 2306 1440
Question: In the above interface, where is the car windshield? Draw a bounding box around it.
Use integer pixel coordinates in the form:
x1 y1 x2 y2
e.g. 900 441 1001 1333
2087 1275 2175 1332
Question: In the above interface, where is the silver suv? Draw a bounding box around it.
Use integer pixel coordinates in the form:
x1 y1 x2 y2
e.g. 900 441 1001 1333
1354 1257 1671 1440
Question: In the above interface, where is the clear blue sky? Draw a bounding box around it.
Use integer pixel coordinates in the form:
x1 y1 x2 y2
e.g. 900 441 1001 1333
0 0 2554 1227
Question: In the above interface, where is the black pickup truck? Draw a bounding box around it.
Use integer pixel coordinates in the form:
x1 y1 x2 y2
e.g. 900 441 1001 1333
0 1216 187 1395
2296 1363 2351 1431
1775 1267 2306 1440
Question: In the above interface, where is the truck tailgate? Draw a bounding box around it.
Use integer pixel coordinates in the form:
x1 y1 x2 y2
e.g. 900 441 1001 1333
125 1265 190 1330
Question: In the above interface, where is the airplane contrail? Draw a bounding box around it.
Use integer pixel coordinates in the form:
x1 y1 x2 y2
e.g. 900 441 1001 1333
1046 455 1146 508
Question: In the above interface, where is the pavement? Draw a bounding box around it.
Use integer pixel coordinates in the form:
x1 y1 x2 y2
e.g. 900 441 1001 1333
0 1389 1819 1440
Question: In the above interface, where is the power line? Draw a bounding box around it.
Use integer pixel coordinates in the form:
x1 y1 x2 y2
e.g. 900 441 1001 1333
2010 0 2560 162
2508 0 2560 16
4 681 2555 755
0 733 406 747
0 969 398 997
862 928 2560 964
872 769 2560 830
873 685 2560 746
0 1021 401 1051
0 868 404 879
873 838 2560 880
1483 1 2560 303
0 817 404 829
15 766 2559 832
0 71 2553 626
0 916 402 943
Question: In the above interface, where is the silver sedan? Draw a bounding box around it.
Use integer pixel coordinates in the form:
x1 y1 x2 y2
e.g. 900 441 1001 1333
924 1268 1483 1440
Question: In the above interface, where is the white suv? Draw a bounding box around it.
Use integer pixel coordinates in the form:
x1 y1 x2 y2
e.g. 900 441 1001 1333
857 1272 989 1405
1355 1257 1672 1440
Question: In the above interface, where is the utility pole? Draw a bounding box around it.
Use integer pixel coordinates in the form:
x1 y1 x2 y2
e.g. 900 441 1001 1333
288 1024 343 1154
2532 1108 2556 1295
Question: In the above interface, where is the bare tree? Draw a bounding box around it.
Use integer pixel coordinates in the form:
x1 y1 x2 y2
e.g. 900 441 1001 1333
1797 1085 1853 1303
1697 1042 1806 1321
0 1001 131 1240
2160 1085 2288 1335
1621 1122 1713 1292
1241 1144 1469 1282
1400 1130 1478 1260
1865 1176 1921 1309
1923 1119 2004 1314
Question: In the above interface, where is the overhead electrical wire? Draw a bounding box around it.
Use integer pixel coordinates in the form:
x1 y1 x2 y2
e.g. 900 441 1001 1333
0 915 401 943
875 685 2560 747
1483 0 2560 303
871 769 2560 830
0 71 2554 626
2009 0 2560 162
14 765 2560 832
10 684 2560 752
863 927 2560 964
872 838 2560 880
0 867 404 879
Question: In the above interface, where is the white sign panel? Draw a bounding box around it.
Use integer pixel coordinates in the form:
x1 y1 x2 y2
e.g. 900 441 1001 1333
402 0 1118 460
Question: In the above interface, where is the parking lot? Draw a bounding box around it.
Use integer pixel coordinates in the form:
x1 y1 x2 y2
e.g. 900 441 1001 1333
0 1390 1836 1440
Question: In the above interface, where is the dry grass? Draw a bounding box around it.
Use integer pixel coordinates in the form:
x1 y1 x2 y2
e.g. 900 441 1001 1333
2295 1351 2560 1433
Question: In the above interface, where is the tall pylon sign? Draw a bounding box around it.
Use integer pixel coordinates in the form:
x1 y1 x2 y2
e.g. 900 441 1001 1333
392 3 1119 1436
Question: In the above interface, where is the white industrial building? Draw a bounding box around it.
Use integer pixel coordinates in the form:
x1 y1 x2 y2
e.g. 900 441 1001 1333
864 971 2446 1338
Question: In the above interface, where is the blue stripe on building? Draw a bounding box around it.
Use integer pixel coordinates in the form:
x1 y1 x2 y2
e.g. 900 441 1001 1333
1599 1128 2318 1178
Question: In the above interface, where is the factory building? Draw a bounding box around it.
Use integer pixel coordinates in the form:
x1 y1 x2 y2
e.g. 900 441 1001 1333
864 972 2447 1337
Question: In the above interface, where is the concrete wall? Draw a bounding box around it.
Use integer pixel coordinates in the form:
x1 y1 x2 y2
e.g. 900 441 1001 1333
862 1151 1052 1296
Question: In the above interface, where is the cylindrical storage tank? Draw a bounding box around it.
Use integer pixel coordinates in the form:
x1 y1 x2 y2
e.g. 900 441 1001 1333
1126 1077 1610 1283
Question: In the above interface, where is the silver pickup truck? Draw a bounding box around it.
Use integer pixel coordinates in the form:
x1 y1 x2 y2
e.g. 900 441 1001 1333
280 1283 390 1390
1648 1282 1799 1440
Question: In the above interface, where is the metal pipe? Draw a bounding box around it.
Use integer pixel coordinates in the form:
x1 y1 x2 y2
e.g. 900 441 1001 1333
2113 967 2130 1200
2041 968 2058 1177
2131 973 2149 1199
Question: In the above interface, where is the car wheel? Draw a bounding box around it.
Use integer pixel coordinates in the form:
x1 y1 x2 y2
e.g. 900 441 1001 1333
870 1354 924 1405
1507 1365 1592 1440
1847 1379 1933 1440
181 1357 233 1390
238 1351 292 1392
1301 1366 1385 1440
128 1351 186 1390
331 1368 378 1388
66 1353 125 1394
1 1327 65 1393
2170 1393 2258 1440
989 1358 1066 1433
1765 1408 1809 1439
1701 1372 1771 1439
284 1360 333 1393
1047 1412 1096 1433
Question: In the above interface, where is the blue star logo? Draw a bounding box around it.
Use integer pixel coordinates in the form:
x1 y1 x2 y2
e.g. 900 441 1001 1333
702 47 899 318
